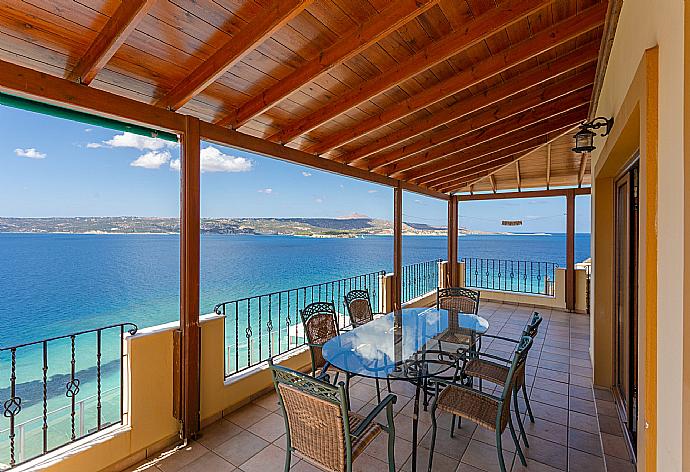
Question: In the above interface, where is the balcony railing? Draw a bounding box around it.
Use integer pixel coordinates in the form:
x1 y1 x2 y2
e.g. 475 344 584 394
214 271 385 378
401 259 441 303
462 258 557 296
0 323 137 468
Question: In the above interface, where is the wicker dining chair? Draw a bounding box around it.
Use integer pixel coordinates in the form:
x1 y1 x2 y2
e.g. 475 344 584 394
300 301 341 380
427 336 534 472
436 287 480 315
344 289 383 328
269 359 397 472
343 289 391 401
464 311 543 446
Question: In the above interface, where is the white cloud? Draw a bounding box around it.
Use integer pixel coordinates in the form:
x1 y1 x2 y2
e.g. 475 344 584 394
88 132 178 151
315 197 323 204
367 189 378 194
15 148 46 159
84 128 92 132
200 146 252 173
258 188 273 194
131 150 172 169
301 171 312 177
170 159 181 171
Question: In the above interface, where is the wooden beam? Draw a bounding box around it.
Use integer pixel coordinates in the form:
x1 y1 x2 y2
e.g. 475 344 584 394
565 189 576 311
305 3 606 155
67 0 155 85
0 59 447 201
393 185 403 310
489 174 497 193
455 187 590 201
436 125 578 192
378 88 591 176
180 115 201 438
156 0 314 110
0 59 185 132
216 0 441 128
340 42 600 165
546 143 552 189
403 106 588 184
434 146 543 192
270 0 554 144
577 154 587 186
447 196 459 286
515 161 522 191
358 71 594 171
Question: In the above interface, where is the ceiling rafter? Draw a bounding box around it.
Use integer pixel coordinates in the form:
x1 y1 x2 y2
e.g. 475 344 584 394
215 0 441 129
304 2 607 155
489 174 497 193
516 161 522 191
438 127 578 193
67 0 155 85
407 106 587 185
355 69 594 171
268 0 554 144
366 77 592 173
381 89 591 178
155 0 314 111
339 42 600 165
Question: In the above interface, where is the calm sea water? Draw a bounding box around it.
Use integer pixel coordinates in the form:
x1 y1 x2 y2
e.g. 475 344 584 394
0 232 590 462
0 232 590 347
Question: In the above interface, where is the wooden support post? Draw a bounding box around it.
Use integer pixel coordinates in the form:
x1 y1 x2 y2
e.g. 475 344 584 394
447 196 459 287
393 185 403 310
180 115 201 438
566 189 576 311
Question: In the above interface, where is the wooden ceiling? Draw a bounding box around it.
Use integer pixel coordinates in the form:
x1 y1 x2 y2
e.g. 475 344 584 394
0 0 609 196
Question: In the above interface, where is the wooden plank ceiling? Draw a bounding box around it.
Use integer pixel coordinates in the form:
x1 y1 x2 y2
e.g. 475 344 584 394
0 0 608 195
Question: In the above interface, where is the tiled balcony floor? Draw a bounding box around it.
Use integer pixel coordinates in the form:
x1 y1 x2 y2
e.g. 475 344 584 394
126 302 636 472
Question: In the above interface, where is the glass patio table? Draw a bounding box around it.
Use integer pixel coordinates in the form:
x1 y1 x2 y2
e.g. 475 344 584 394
322 307 489 472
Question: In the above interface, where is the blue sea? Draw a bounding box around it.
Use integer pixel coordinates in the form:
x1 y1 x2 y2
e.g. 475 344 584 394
0 233 590 346
0 232 590 464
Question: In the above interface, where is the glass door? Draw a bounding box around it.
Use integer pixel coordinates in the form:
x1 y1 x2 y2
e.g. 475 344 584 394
614 159 639 451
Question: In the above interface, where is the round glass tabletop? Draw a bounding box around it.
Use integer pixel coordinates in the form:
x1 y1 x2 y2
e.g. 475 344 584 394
322 307 489 380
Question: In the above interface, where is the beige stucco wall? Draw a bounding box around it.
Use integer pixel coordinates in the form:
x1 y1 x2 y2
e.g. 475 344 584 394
590 0 687 469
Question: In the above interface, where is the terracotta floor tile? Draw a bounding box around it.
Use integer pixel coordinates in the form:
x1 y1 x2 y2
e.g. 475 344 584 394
180 451 236 472
420 426 471 460
227 404 272 429
528 401 569 426
156 442 210 472
568 397 597 417
568 411 599 432
214 430 269 467
511 457 564 472
568 428 602 456
461 439 515 472
568 384 594 402
364 431 412 468
568 448 605 472
252 392 281 412
239 444 287 472
532 378 569 396
521 417 567 446
595 399 618 418
604 454 636 472
197 419 243 450
251 412 287 443
352 452 389 472
521 435 567 471
600 432 631 460
402 447 460 472
598 415 623 436
529 388 569 410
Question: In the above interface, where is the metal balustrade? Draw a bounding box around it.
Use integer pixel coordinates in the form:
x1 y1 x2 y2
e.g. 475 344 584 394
401 259 441 303
462 258 557 296
0 323 136 468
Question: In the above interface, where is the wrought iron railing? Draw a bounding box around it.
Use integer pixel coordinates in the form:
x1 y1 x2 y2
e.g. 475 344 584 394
0 323 137 468
214 271 385 378
462 258 557 296
401 259 441 303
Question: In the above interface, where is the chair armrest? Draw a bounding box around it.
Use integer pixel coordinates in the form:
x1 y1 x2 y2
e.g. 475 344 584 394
435 379 502 403
480 333 520 343
473 351 511 364
351 393 397 437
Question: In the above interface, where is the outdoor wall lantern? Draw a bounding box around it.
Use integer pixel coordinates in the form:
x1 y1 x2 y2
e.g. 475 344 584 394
572 117 614 153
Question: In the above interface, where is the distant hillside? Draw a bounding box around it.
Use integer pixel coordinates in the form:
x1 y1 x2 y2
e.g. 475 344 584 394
0 216 496 237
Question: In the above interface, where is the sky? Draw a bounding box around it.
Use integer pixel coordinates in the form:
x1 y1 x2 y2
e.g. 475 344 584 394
0 105 590 233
